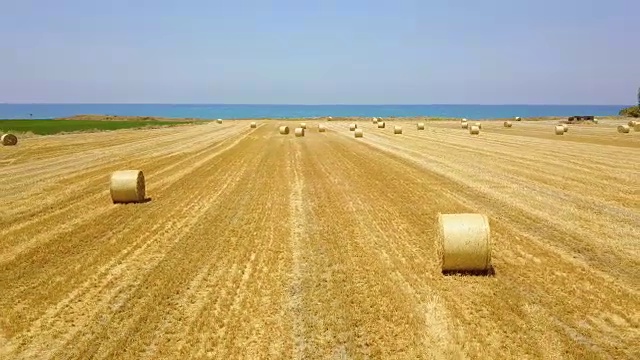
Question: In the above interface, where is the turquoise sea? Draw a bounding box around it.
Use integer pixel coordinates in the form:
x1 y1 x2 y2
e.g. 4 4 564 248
0 104 628 120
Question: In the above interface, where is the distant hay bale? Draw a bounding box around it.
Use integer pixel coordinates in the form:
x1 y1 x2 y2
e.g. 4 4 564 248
593 118 599 124
295 128 305 137
437 213 492 273
628 120 637 127
318 124 326 132
617 125 630 133
378 121 386 128
417 123 425 130
469 125 480 135
554 125 564 135
327 116 333 121
394 126 402 134
279 126 290 135
354 129 363 138
461 118 468 123
461 123 469 129
250 122 257 128
504 121 512 128
372 117 378 124
300 123 307 129
1 134 18 146
562 124 569 132
515 116 521 121
110 170 146 204
349 123 357 131
216 119 223 124
474 122 482 129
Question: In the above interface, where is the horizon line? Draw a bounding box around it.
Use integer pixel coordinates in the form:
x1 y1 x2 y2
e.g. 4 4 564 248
0 102 631 106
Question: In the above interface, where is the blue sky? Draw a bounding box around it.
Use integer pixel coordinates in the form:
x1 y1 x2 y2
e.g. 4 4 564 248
1 0 638 104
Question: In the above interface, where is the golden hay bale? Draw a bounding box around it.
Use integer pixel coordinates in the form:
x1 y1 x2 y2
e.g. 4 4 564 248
327 116 333 121
474 122 482 129
469 125 480 135
372 117 378 124
593 118 599 124
318 124 326 132
554 125 564 135
504 121 512 128
110 170 146 204
515 116 522 121
417 123 425 130
300 123 307 129
216 119 223 124
250 122 257 128
354 129 363 138
295 128 305 137
461 123 469 129
437 213 491 273
1 134 18 146
461 118 468 123
279 126 290 135
349 123 357 131
393 126 402 134
628 120 637 127
617 125 630 133
562 124 569 132
378 121 386 128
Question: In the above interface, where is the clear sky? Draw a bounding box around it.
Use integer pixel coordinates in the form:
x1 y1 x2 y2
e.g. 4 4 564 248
1 0 638 104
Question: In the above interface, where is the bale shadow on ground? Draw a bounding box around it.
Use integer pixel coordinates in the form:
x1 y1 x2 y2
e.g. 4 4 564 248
442 266 496 277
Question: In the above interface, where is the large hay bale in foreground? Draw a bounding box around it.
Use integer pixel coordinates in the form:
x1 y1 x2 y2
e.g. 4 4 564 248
394 126 402 134
378 122 386 128
300 123 307 129
349 123 357 131
279 126 290 135
110 170 146 204
354 129 363 138
461 123 469 129
437 213 492 273
295 128 305 137
554 125 564 135
417 123 425 130
318 124 326 132
504 121 512 128
1 134 18 146
216 119 223 124
618 125 630 133
250 122 257 128
469 125 480 135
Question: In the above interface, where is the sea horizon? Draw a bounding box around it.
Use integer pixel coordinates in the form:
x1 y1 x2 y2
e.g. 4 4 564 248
0 103 630 120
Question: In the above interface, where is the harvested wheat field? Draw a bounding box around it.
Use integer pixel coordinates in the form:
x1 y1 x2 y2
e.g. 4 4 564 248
0 118 638 359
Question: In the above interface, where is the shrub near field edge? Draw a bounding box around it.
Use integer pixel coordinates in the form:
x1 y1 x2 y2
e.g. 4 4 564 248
0 120 199 135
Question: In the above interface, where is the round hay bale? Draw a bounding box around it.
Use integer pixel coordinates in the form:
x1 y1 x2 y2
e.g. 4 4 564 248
437 213 491 273
504 121 512 128
110 170 146 204
294 128 305 137
461 118 468 123
327 116 333 121
562 124 569 132
279 126 290 135
617 125 630 133
554 125 564 135
354 129 363 138
250 122 257 128
593 118 599 124
394 126 402 134
349 123 357 131
515 116 521 121
216 119 223 124
372 117 378 124
378 121 386 128
474 122 482 129
461 123 469 129
1 134 18 146
300 123 307 129
469 125 480 135
417 123 425 130
628 120 637 127
318 124 326 132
